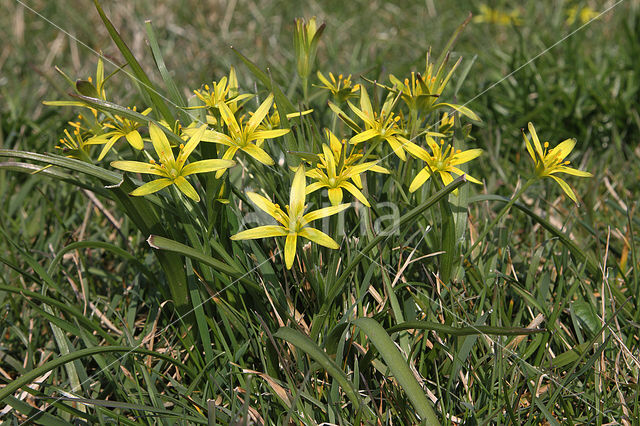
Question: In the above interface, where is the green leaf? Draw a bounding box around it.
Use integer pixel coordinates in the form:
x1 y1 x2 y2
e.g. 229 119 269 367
0 346 196 402
353 318 439 424
273 327 366 415
387 321 545 336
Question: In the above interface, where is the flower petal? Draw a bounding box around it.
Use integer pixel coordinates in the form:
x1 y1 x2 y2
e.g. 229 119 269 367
550 138 576 161
404 141 430 162
111 160 166 176
290 166 307 220
149 123 175 164
246 192 286 224
298 227 339 249
550 175 578 203
182 159 235 176
97 135 121 161
284 233 297 269
125 130 144 150
322 143 336 177
177 124 206 166
230 225 288 240
328 187 343 205
197 129 234 146
218 101 242 135
174 176 200 201
349 129 379 144
386 136 407 161
250 129 290 141
451 148 482 164
305 181 325 195
341 181 370 206
409 167 432 193
241 144 275 165
552 165 593 177
130 178 173 196
527 122 544 160
247 94 274 133
302 203 350 225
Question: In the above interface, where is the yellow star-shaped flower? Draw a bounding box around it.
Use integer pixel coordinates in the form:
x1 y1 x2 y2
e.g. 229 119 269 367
523 122 592 203
231 166 349 269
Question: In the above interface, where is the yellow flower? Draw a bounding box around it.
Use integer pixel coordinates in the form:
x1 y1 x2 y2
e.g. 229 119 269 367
111 123 234 202
386 51 480 120
522 122 592 203
190 94 290 177
255 108 313 132
473 5 521 25
316 71 360 103
343 86 422 161
87 107 152 161
231 166 349 269
306 130 389 206
566 6 599 25
408 137 482 193
193 67 253 115
56 128 92 162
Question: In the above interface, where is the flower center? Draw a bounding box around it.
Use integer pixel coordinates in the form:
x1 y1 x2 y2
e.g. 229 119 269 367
328 177 337 186
168 167 179 178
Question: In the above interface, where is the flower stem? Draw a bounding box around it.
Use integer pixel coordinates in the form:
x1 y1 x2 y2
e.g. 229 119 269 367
465 178 536 257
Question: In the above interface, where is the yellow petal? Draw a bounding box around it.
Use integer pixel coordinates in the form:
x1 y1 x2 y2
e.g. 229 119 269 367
218 101 241 136
328 187 343 205
322 144 336 177
550 138 576 161
284 233 297 269
216 147 239 178
130 178 173 196
250 129 290 141
230 225 288 240
451 148 482 165
349 129 379 144
97 135 121 161
289 166 307 219
246 192 286 225
149 123 175 164
341 181 370 207
302 203 350 225
550 175 578 203
182 159 235 176
174 176 200 202
439 171 454 187
553 165 593 177
111 160 165 176
386 136 407 161
527 122 544 160
125 130 144 150
242 144 275 165
404 141 430 162
409 168 431 192
305 181 325 195
176 124 206 166
298 227 339 249
247 94 275 133
198 129 234 146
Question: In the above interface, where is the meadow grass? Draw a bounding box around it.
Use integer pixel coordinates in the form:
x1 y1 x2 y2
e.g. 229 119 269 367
1 0 639 424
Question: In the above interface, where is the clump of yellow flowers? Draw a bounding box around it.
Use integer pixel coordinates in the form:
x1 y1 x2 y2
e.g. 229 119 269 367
45 16 592 272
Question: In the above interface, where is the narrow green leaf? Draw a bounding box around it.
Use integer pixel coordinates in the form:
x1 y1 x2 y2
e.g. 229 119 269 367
0 346 196 402
273 327 365 414
387 321 545 336
353 318 439 424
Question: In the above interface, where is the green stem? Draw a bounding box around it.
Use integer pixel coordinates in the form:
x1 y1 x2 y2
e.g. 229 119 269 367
465 178 536 257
